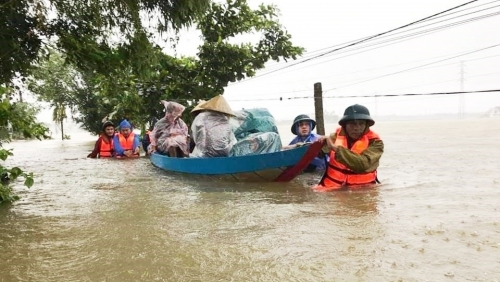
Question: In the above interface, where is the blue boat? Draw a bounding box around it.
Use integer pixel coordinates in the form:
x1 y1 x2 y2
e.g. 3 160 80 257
150 141 323 182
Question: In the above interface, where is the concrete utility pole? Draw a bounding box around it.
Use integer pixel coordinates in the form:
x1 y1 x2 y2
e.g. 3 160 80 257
313 82 325 135
459 61 465 119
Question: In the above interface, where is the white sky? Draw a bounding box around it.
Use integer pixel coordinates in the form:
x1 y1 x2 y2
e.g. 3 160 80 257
160 0 500 120
37 0 500 130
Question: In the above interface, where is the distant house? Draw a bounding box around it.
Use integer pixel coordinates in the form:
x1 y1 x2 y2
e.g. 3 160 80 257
308 111 339 124
486 106 500 117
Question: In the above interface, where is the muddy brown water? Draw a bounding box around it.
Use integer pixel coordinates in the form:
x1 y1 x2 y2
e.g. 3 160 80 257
1 118 499 281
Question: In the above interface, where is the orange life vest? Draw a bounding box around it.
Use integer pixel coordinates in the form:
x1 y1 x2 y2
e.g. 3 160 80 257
117 132 140 158
318 128 380 190
99 136 114 158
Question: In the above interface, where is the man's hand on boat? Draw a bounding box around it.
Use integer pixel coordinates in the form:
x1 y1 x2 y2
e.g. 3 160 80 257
316 135 339 153
282 139 324 150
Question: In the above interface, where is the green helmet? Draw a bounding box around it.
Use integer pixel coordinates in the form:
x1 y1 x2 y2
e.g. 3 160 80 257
102 121 115 131
338 104 375 126
291 114 316 135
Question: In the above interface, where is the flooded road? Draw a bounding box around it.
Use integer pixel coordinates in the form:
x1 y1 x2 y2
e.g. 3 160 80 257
1 118 499 281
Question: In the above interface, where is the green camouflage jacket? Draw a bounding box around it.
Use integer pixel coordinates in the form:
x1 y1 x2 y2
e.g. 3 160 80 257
321 129 384 173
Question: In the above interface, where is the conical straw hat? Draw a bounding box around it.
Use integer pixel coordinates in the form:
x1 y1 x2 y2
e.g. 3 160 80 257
191 99 207 114
191 95 235 116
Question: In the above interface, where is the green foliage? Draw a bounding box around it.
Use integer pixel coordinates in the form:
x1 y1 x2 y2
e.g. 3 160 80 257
0 149 35 204
196 0 304 81
8 0 304 137
1 0 212 203
0 85 48 204
0 87 50 141
1 0 211 85
0 0 43 85
27 50 80 140
103 0 304 130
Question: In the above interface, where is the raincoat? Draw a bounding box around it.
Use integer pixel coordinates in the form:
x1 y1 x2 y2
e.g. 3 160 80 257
150 101 189 156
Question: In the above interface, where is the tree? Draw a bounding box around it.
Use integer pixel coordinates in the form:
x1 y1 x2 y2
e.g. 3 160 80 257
27 51 78 140
0 86 50 204
11 0 304 136
71 0 305 133
1 0 210 202
0 0 211 86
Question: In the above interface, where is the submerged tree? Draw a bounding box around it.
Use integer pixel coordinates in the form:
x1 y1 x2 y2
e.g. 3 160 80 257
7 0 304 136
27 51 79 140
0 0 211 203
0 86 49 204
72 0 305 133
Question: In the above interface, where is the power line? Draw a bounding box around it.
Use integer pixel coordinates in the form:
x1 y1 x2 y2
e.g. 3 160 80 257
362 69 500 94
277 9 500 76
240 51 500 97
229 51 500 99
223 89 500 102
230 0 481 83
239 9 500 87
262 0 500 70
322 43 500 93
231 13 500 88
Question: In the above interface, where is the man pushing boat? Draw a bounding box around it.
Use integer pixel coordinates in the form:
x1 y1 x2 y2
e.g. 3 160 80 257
314 104 384 191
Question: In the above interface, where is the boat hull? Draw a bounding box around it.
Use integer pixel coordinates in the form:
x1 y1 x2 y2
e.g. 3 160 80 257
150 142 323 182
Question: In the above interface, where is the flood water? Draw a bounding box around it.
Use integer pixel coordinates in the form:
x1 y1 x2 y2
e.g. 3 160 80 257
1 118 499 281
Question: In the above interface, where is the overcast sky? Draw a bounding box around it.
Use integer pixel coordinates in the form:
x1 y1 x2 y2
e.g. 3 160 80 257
37 0 500 131
160 0 500 119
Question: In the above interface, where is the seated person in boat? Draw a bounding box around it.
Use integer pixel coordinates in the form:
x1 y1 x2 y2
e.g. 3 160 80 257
190 95 237 158
142 117 158 156
283 114 327 172
228 108 282 157
148 101 189 158
113 119 141 158
314 104 384 192
87 121 116 158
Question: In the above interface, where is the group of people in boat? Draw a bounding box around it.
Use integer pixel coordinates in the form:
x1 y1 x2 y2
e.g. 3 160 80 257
87 95 384 192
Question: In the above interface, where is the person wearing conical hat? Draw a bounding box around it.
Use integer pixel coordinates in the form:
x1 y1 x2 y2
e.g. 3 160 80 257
190 95 235 116
283 114 327 172
191 99 207 116
313 104 384 192
189 95 237 157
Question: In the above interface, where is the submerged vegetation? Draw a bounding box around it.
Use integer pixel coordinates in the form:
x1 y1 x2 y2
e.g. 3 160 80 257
0 0 304 203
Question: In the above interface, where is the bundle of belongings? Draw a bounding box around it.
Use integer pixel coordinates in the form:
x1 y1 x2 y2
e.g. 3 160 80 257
229 108 282 156
189 95 282 158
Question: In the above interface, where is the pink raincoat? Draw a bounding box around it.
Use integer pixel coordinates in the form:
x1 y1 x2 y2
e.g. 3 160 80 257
150 101 189 156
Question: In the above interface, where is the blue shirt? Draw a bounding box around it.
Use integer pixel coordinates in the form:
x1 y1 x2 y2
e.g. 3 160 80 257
113 133 141 157
289 133 328 170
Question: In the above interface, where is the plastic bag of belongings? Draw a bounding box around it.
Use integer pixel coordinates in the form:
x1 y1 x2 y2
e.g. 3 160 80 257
229 108 282 157
190 95 282 158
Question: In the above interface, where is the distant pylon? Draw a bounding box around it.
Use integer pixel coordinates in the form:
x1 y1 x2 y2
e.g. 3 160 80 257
459 61 465 118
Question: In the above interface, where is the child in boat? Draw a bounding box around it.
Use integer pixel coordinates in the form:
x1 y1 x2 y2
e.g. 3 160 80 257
284 114 327 172
149 101 189 158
